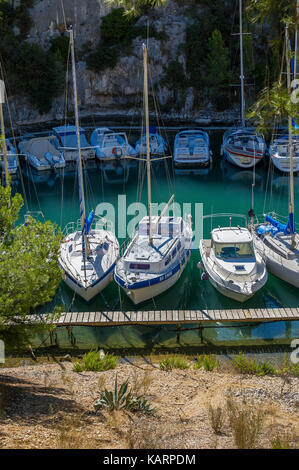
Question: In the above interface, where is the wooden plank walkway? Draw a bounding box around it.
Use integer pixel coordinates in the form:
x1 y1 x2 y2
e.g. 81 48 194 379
21 308 299 327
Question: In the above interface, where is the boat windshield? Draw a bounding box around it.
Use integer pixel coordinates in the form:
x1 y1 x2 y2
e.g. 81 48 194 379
214 242 254 259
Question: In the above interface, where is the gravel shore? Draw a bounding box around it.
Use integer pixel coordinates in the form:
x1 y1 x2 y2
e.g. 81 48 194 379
0 358 298 449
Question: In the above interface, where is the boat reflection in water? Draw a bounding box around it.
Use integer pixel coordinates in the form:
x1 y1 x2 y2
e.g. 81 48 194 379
21 164 59 187
220 158 264 189
98 159 137 185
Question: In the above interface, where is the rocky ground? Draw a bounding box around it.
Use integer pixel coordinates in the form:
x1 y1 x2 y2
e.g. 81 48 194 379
0 357 298 449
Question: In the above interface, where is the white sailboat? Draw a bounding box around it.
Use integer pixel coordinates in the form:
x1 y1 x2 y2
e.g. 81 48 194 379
59 28 119 301
250 25 299 289
199 215 268 302
114 44 193 305
221 0 265 168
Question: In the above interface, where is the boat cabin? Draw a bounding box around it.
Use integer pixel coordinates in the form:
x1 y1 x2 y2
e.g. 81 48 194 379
122 216 184 274
211 227 255 261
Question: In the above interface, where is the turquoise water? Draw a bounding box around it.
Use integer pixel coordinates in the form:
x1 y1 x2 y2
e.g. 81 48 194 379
9 126 299 349
14 127 298 311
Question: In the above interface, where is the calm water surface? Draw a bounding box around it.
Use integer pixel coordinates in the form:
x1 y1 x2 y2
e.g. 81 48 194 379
10 126 299 348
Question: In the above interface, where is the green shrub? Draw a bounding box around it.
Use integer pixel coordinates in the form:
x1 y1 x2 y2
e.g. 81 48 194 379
73 351 118 372
73 362 83 373
1 35 64 113
203 355 218 371
159 354 190 371
94 375 153 414
82 351 118 372
194 356 203 369
50 35 70 64
232 354 277 376
86 7 163 72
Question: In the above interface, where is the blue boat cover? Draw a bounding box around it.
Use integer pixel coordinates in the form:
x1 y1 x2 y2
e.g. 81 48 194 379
142 125 156 135
85 210 94 235
257 213 296 236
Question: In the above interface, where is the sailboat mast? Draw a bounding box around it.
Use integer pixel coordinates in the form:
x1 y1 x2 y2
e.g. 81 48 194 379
0 80 9 187
143 43 152 245
285 25 295 241
239 0 245 126
69 27 88 268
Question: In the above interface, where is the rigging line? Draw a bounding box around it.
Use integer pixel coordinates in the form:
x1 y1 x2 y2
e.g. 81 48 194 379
60 166 64 228
148 63 174 195
60 0 67 31
0 59 29 211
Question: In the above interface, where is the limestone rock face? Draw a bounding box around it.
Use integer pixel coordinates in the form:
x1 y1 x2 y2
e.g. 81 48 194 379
8 0 237 124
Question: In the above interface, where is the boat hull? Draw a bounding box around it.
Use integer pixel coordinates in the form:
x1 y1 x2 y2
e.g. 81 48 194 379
252 234 299 288
270 154 299 173
115 251 191 305
60 262 116 302
199 240 267 303
223 146 263 169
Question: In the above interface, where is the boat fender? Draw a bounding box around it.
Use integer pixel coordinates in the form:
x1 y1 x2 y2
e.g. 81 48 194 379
112 147 122 158
197 261 203 270
201 271 209 281
45 151 53 165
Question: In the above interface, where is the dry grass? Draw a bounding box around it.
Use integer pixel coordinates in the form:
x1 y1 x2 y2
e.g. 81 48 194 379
226 398 266 449
208 404 225 435
55 412 98 449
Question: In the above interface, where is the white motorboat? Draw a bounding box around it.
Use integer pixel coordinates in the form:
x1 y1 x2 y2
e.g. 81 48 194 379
221 128 265 168
135 126 168 157
199 223 268 302
0 138 18 175
249 25 299 289
90 127 137 161
59 28 119 302
18 136 65 171
173 129 211 169
269 135 299 173
53 125 95 162
220 0 265 169
114 44 193 305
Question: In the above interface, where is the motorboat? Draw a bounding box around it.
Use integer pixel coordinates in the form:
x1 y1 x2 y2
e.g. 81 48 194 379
199 224 268 302
18 136 65 171
173 129 211 168
53 125 95 161
90 127 137 161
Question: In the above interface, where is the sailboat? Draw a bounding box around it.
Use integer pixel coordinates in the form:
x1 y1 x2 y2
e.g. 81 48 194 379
250 25 299 289
59 28 119 301
114 44 193 305
221 0 265 168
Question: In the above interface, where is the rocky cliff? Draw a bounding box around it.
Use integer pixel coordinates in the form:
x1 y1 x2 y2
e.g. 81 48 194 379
5 0 243 125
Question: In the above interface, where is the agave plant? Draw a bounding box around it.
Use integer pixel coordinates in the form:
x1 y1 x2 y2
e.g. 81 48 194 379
94 374 153 414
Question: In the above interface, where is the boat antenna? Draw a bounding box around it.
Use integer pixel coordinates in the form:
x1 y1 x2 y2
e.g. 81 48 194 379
0 79 9 188
143 43 152 245
285 25 295 248
239 0 245 127
68 26 88 275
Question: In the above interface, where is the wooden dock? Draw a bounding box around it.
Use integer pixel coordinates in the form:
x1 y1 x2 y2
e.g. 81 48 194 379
28 307 299 327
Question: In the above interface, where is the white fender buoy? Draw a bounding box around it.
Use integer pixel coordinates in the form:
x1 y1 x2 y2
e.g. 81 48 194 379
197 261 203 270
